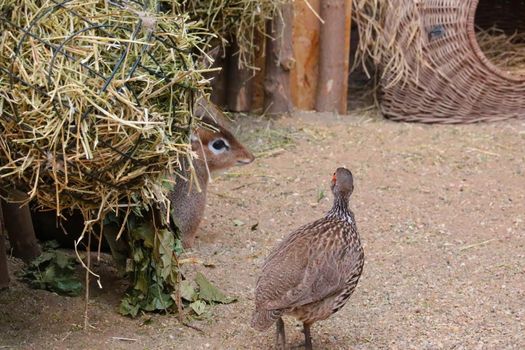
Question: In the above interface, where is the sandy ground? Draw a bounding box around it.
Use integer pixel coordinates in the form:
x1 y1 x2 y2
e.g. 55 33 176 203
1 111 524 350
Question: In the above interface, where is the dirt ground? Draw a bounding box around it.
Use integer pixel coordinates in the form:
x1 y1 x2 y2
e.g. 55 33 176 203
1 110 524 350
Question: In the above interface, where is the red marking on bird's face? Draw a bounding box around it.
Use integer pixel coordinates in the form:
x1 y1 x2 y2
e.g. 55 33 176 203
332 173 337 184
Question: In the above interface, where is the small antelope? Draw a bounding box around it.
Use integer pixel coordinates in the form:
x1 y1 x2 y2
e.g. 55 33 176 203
169 98 255 248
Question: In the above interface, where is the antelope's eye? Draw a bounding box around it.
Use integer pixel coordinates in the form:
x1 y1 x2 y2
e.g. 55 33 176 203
209 138 230 154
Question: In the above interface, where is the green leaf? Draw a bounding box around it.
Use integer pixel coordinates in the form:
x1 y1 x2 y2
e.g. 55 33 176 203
144 283 173 311
119 296 141 317
173 238 184 255
130 223 155 248
189 300 206 315
54 251 73 269
194 272 236 304
19 244 82 297
54 278 82 296
157 229 174 280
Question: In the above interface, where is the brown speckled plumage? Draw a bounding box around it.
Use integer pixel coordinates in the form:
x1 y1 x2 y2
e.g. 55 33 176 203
251 167 364 349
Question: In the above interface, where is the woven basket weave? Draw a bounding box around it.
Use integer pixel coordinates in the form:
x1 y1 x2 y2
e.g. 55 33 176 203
380 0 525 123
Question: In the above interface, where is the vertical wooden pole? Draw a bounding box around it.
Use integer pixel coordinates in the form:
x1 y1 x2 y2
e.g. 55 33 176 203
226 39 254 112
1 201 41 263
315 0 349 113
0 203 9 289
290 0 321 110
264 2 294 115
290 0 353 112
341 0 353 113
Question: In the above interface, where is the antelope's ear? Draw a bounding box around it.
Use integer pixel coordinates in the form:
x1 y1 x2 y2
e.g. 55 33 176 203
196 46 222 70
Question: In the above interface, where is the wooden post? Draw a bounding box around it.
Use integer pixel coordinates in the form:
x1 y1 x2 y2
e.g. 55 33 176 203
290 0 321 110
226 39 254 112
0 204 9 289
264 2 294 115
290 0 353 112
1 201 41 263
315 0 349 113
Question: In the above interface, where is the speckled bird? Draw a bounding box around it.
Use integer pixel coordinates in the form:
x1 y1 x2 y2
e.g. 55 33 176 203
251 167 364 349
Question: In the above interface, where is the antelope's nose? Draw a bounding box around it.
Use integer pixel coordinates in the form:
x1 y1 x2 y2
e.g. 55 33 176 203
237 152 255 165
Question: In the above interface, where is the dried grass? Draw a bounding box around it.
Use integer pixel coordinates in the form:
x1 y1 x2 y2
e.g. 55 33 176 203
351 0 423 88
0 0 209 225
172 0 287 69
476 27 525 74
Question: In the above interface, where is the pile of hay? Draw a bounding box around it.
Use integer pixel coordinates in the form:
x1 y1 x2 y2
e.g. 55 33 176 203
476 27 525 74
0 0 208 223
351 0 423 88
170 0 287 68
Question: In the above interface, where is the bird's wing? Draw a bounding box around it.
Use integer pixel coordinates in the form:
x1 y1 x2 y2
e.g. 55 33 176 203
254 229 311 309
259 219 355 311
265 248 345 310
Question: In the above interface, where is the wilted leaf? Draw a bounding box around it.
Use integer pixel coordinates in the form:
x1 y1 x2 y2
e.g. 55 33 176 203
19 242 82 296
157 229 174 279
130 223 155 248
180 280 197 302
54 278 82 296
120 296 141 317
173 238 184 255
54 251 73 269
189 300 206 315
194 272 236 304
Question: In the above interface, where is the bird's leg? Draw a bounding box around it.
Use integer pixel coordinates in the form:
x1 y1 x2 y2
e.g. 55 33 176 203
276 317 286 350
303 322 312 350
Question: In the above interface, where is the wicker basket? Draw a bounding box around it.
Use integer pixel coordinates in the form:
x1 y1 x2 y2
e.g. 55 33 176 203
380 0 525 123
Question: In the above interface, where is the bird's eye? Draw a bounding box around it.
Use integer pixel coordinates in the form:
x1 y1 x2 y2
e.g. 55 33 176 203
209 138 230 154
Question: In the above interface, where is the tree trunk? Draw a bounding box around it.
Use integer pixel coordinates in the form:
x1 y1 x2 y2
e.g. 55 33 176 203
1 201 41 263
226 39 254 112
264 3 294 115
0 204 9 289
315 0 348 113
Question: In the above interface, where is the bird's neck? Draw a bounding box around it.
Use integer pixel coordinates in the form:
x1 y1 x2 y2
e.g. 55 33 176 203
327 195 353 224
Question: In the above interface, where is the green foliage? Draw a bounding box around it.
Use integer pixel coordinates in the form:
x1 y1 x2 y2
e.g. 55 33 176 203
19 241 82 297
119 222 178 317
111 213 235 318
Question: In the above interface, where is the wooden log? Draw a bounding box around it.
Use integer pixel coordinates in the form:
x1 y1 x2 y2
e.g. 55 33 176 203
1 201 41 263
315 0 349 113
264 3 294 115
226 39 254 112
0 204 9 289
